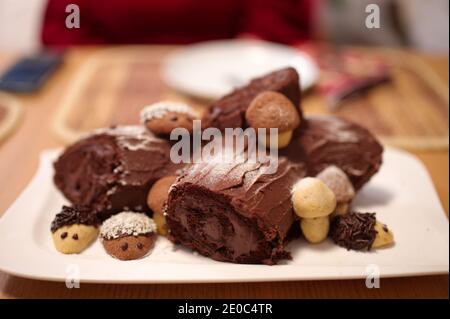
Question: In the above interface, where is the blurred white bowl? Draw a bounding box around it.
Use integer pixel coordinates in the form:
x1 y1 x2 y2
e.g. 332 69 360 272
162 39 319 100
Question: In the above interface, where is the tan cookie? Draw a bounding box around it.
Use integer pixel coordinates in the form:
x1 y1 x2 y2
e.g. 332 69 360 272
140 101 198 135
245 91 300 149
102 233 156 261
331 203 350 219
372 221 394 248
51 205 99 254
100 211 157 260
147 175 177 235
147 176 177 215
52 224 98 254
300 216 330 244
261 130 293 149
153 208 168 236
291 177 337 218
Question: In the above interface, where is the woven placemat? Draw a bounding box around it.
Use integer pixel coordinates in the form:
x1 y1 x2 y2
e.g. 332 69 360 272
0 92 22 145
53 47 448 149
52 47 206 144
303 48 449 150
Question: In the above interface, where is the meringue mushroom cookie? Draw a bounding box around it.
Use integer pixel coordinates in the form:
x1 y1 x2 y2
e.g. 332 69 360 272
51 205 100 254
245 91 300 149
316 165 355 204
331 203 350 219
291 177 337 218
300 216 330 244
330 212 394 251
100 212 157 260
140 101 198 135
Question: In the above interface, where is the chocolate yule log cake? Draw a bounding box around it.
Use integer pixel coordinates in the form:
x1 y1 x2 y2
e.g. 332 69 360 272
50 65 390 264
202 67 302 130
54 125 180 220
282 116 383 190
166 156 305 265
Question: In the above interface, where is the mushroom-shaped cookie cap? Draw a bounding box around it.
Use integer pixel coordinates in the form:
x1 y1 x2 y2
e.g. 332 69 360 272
291 177 337 218
316 165 355 203
147 175 177 236
147 175 178 215
245 91 300 132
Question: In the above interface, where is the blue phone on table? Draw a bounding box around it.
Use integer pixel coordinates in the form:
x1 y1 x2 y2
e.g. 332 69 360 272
0 51 63 92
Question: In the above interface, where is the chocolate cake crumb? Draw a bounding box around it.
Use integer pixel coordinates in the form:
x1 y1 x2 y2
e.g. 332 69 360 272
330 212 377 251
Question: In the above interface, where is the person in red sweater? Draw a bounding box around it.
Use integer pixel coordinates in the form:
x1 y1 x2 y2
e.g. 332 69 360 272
41 0 314 46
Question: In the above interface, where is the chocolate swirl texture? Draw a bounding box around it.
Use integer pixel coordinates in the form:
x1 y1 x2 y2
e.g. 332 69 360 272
202 67 302 130
282 116 383 190
166 157 306 264
51 205 99 232
53 125 181 220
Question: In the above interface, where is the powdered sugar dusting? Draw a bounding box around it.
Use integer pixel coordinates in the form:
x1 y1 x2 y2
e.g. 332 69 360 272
92 125 150 138
140 101 198 123
100 211 156 240
88 125 162 151
316 165 355 202
321 117 360 143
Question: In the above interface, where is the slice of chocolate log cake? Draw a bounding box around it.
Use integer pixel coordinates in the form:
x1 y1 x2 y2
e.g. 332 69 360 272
166 157 306 265
54 126 181 220
281 116 383 190
202 67 302 130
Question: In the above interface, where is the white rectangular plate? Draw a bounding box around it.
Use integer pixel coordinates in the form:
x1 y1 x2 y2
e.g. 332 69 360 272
0 147 448 283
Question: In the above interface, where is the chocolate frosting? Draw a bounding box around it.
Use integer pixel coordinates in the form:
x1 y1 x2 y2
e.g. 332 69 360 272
282 116 383 190
201 67 382 191
53 125 181 220
202 67 302 130
51 205 99 232
166 156 305 264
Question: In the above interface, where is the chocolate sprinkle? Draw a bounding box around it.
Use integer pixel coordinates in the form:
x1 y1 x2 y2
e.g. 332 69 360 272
330 212 377 251
60 232 68 239
72 233 79 240
51 205 99 233
121 243 128 251
137 242 144 250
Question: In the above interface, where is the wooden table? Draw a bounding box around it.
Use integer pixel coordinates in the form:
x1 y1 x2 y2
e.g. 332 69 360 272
0 46 448 298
